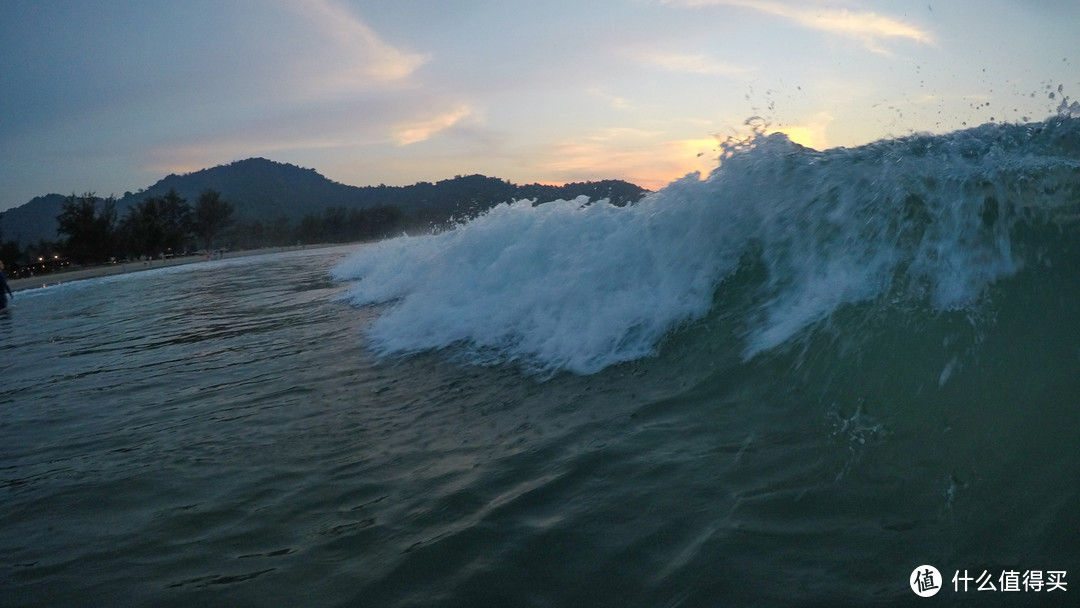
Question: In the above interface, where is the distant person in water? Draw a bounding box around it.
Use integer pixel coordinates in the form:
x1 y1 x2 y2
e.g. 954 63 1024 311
0 261 13 309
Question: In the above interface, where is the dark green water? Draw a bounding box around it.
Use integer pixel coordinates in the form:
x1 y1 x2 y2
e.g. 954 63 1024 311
4 119 1080 607
1 244 1075 607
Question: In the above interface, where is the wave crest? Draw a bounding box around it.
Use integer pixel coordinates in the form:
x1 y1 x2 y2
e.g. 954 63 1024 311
333 117 1080 375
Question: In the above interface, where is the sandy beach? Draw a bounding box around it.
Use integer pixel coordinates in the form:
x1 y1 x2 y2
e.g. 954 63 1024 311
7 245 336 292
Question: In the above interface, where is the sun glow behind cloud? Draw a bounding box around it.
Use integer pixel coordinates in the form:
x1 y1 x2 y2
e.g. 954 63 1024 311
539 129 720 190
767 112 834 150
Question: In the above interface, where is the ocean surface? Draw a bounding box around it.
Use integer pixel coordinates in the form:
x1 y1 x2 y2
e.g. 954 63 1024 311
3 117 1080 607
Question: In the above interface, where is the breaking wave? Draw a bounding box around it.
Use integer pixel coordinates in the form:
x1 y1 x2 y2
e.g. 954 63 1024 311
332 116 1080 376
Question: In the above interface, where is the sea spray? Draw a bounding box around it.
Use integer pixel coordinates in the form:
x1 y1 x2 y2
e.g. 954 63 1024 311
332 117 1080 375
332 187 737 375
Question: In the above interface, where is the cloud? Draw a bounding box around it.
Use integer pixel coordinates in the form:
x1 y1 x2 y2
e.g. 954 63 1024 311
289 0 429 90
394 105 474 146
666 0 931 53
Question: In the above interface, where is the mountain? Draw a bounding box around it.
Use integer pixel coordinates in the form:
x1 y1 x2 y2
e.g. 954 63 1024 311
1 158 649 248
115 158 371 223
0 194 69 247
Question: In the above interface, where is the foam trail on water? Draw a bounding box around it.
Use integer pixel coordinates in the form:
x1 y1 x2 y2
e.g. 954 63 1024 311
333 117 1080 374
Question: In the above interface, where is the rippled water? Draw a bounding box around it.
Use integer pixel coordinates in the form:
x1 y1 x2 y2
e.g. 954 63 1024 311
1 243 1076 607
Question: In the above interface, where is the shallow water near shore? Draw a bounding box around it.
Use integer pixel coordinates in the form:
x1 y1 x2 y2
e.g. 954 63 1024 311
4 120 1080 607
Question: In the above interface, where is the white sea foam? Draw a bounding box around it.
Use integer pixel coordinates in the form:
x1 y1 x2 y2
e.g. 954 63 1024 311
333 119 1080 374
332 179 740 374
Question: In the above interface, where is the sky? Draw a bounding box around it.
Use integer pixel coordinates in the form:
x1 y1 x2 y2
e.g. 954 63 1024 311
2 0 1078 211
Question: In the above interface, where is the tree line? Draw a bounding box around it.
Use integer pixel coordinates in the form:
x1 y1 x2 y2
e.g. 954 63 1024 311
0 173 649 275
224 204 404 251
0 189 407 275
55 188 237 265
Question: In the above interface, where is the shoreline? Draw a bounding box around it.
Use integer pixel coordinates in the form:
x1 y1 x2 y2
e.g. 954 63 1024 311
7 244 343 292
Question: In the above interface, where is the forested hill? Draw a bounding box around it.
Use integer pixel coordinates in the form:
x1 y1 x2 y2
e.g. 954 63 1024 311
1 158 649 247
0 194 68 248
124 158 368 222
